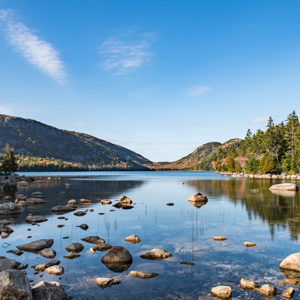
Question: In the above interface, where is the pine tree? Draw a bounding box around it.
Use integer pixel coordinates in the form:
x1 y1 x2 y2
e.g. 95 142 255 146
0 143 18 175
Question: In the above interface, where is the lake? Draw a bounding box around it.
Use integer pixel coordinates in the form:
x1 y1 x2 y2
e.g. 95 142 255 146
1 171 300 299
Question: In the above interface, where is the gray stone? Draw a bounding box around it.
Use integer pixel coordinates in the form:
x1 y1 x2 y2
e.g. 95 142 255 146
32 281 67 300
45 265 64 275
258 284 276 297
270 183 298 191
0 256 20 271
17 239 54 252
129 271 158 279
34 260 60 272
39 248 56 259
63 252 80 259
51 205 75 213
0 202 21 215
82 236 105 244
93 277 120 288
211 286 232 299
188 193 208 202
140 249 172 260
25 215 48 223
65 243 84 252
101 246 132 264
0 269 32 300
240 278 258 290
280 253 300 272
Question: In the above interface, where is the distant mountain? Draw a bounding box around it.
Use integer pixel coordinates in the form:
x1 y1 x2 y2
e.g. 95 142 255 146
0 114 151 170
150 142 221 170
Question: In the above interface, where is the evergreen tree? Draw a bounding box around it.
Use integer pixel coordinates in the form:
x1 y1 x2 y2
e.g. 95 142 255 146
0 143 18 175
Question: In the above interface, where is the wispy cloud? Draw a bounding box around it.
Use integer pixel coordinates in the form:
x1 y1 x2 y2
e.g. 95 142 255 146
99 33 155 75
0 9 66 84
252 116 269 124
0 105 13 115
188 85 212 97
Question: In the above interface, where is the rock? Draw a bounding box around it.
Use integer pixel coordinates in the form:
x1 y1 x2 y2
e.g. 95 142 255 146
65 243 84 252
188 193 208 202
77 224 88 230
89 248 95 254
244 242 256 247
101 246 132 264
73 210 86 216
0 256 20 271
93 277 120 288
22 198 45 206
0 225 14 234
100 199 112 205
0 219 11 225
119 195 132 205
258 284 276 297
25 215 48 223
94 243 113 251
7 249 23 256
51 205 75 213
282 287 295 299
32 280 67 300
45 265 64 275
280 253 300 272
240 278 258 290
34 260 60 272
211 286 232 299
67 199 77 206
250 189 259 193
15 194 27 201
124 235 141 243
39 248 56 259
213 236 227 241
17 239 54 252
178 261 195 266
166 203 174 206
0 269 32 300
82 236 105 244
32 191 44 198
63 252 80 259
0 202 21 214
1 232 10 239
129 271 158 279
270 183 298 191
140 249 172 260
80 198 92 205
57 224 64 228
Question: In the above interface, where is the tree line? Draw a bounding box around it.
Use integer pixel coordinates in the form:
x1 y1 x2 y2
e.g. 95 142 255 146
0 143 18 175
217 111 300 174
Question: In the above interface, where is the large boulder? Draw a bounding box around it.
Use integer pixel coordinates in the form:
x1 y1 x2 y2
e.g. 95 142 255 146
0 269 32 300
0 256 20 271
17 239 54 252
0 202 21 215
188 193 208 203
32 281 67 300
269 183 298 191
280 253 300 272
211 286 232 299
119 195 132 205
101 246 132 273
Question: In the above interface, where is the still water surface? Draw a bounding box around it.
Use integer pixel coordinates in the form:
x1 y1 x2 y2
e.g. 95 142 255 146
2 171 300 299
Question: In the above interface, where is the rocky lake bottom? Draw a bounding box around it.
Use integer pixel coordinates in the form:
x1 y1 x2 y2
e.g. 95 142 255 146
1 171 300 299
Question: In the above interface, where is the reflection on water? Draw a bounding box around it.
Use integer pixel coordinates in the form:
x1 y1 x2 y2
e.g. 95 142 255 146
1 171 300 299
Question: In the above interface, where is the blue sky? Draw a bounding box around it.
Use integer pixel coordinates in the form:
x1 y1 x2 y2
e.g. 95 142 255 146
0 0 299 161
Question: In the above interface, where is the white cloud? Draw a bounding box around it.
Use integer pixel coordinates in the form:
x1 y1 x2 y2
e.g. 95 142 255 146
99 33 154 75
0 105 13 115
188 85 212 97
252 116 269 124
0 9 66 84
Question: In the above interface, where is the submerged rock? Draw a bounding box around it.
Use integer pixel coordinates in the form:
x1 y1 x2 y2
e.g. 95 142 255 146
124 235 141 243
73 211 86 217
39 248 56 259
178 261 195 266
94 243 113 251
25 215 48 223
17 239 54 252
258 284 276 297
32 280 67 300
269 183 298 191
34 260 60 272
93 277 120 288
280 253 300 272
65 243 84 253
51 205 75 213
45 265 64 275
0 256 20 271
140 249 172 260
82 236 105 244
240 278 258 290
0 269 32 300
211 286 232 299
129 271 158 279
63 252 80 259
